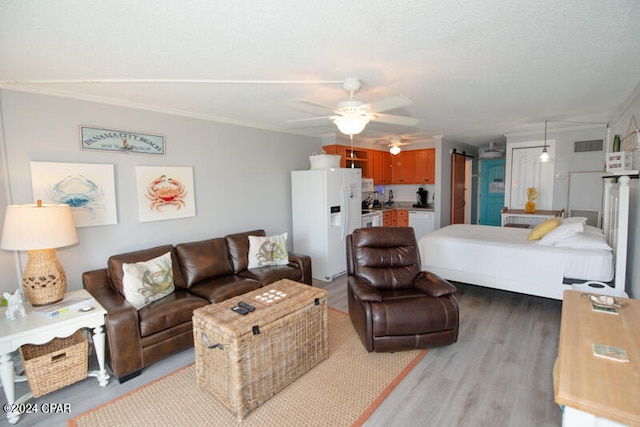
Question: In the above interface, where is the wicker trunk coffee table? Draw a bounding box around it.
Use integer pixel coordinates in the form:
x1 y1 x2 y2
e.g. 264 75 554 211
193 279 328 421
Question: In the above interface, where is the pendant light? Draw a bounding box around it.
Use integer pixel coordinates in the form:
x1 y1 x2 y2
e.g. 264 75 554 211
539 120 554 163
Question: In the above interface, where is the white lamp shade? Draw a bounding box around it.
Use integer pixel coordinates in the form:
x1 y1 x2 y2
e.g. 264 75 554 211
390 145 401 155
1 203 79 250
333 115 370 136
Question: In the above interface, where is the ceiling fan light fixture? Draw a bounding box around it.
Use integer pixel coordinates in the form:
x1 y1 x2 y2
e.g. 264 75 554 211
333 114 370 136
389 145 401 155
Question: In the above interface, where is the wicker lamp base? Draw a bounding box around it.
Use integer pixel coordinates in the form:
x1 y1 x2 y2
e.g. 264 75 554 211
22 249 67 306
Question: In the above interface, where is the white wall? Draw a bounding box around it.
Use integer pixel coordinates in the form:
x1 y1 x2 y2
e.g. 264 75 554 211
608 83 640 298
0 90 321 295
505 125 607 212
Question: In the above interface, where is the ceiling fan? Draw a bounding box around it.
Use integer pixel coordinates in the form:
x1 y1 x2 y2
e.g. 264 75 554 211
373 134 440 155
287 78 420 136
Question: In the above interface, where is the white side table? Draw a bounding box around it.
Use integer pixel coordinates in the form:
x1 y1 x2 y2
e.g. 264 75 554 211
500 208 564 227
0 289 109 424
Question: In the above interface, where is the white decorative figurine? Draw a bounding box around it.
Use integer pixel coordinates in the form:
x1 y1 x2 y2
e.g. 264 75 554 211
4 289 26 320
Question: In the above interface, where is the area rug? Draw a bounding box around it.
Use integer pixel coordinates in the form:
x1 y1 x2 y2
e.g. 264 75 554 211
68 308 428 427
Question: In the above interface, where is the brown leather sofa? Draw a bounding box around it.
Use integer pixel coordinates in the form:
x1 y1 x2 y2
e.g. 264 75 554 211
83 229 312 382
346 227 459 352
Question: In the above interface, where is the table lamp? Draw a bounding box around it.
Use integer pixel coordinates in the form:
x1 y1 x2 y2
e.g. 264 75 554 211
1 201 78 306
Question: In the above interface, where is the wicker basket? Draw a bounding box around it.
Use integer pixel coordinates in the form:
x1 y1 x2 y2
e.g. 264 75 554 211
193 279 328 421
20 330 88 398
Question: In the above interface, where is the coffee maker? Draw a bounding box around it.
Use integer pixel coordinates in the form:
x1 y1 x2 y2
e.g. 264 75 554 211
414 187 429 208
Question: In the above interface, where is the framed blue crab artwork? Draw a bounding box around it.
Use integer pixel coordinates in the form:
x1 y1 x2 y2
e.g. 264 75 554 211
134 165 196 222
30 162 118 228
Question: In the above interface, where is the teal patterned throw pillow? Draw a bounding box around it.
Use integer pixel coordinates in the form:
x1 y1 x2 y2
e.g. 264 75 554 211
248 233 289 268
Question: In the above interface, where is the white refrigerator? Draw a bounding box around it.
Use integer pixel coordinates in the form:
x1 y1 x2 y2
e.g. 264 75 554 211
291 168 362 282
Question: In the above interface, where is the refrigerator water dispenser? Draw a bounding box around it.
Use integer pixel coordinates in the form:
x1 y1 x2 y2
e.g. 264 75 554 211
330 206 341 226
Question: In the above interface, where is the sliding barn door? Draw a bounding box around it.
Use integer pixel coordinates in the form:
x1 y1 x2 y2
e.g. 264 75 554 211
451 153 466 224
509 147 554 210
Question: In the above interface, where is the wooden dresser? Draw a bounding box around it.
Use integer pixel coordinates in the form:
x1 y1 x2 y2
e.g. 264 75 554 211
555 290 640 426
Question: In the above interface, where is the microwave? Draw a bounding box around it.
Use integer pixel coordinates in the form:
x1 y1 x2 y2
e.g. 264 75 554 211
362 178 374 192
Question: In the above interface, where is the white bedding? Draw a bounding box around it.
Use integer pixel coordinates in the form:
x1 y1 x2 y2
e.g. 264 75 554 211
417 224 613 300
564 248 613 282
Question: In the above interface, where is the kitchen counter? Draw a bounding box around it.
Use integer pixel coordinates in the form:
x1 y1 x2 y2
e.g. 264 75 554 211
362 203 436 236
364 203 434 213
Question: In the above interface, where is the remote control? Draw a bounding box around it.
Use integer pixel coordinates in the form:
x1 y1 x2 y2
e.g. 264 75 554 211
238 301 255 312
231 306 249 315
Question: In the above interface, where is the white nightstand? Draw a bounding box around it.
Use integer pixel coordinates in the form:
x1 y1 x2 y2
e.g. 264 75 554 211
0 289 109 424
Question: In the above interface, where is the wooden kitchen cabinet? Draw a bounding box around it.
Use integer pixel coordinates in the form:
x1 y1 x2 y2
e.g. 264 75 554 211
390 151 414 184
414 148 436 184
323 145 372 178
372 150 392 185
383 210 394 226
396 209 409 226
323 145 434 185
382 209 408 227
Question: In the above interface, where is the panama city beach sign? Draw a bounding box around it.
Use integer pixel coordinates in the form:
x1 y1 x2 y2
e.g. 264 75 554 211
81 126 165 155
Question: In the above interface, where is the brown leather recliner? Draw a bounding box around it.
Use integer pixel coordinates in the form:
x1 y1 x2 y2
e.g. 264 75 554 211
346 227 459 352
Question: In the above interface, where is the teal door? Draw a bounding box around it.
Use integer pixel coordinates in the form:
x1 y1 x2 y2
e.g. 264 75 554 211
479 159 505 226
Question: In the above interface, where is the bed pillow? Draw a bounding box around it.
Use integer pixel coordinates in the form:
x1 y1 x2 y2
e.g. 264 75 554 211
122 252 175 310
538 221 584 246
248 232 289 268
528 217 562 240
562 216 587 225
584 225 605 236
552 232 613 250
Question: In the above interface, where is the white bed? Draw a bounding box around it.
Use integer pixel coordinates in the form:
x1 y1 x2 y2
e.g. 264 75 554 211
418 175 631 300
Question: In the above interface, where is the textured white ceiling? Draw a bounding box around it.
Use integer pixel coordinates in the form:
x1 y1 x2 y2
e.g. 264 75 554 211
1 0 639 146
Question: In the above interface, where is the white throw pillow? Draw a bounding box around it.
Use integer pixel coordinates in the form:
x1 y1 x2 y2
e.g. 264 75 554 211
538 222 584 246
248 233 289 268
122 252 175 310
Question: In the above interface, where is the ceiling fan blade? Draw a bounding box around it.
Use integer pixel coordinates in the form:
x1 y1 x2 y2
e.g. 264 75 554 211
381 142 411 147
363 95 413 113
373 113 420 126
286 116 334 124
292 99 337 112
399 135 435 143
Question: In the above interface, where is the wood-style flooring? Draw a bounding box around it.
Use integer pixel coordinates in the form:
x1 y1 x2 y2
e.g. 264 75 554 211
1 277 563 427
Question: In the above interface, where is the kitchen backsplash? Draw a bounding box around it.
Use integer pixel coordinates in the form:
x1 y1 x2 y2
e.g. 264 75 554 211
369 184 436 204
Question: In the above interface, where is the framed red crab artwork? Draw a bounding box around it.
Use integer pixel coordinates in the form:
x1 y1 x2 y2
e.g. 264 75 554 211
135 166 196 222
